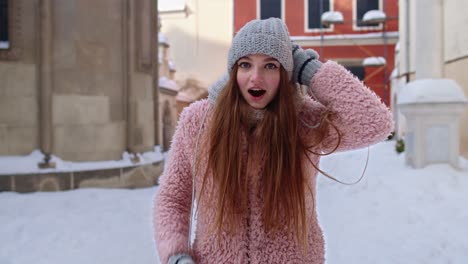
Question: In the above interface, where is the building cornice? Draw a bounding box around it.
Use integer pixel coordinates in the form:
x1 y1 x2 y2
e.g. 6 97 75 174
291 31 399 47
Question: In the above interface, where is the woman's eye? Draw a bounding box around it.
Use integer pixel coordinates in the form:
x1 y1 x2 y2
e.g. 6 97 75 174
238 62 250 68
265 63 279 70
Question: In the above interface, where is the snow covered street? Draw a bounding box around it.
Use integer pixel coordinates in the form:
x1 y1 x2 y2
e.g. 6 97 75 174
1 141 467 264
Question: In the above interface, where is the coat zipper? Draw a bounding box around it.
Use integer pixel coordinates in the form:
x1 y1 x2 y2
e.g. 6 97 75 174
244 129 256 264
245 137 253 264
246 201 251 264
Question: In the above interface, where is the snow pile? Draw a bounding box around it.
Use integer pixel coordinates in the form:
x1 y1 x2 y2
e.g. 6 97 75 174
0 147 164 175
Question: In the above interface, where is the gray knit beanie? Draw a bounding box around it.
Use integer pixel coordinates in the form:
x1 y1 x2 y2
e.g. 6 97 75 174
208 18 293 104
228 18 293 78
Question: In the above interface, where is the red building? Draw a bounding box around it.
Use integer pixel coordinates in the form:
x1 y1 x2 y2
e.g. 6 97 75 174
234 0 399 106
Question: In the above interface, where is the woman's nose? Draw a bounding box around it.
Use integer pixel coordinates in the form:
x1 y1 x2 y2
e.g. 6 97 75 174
250 67 263 84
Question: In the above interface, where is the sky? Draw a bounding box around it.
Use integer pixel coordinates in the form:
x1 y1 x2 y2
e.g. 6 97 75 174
1 140 468 264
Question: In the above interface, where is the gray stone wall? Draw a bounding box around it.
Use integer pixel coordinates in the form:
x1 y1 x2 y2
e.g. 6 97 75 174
0 0 158 161
0 0 40 155
0 63 39 155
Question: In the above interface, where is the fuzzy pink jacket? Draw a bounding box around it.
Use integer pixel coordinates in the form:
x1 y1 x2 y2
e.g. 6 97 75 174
153 61 393 264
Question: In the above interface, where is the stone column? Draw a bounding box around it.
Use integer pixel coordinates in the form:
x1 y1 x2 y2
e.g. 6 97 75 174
122 0 135 154
415 0 443 79
38 0 54 167
153 0 160 146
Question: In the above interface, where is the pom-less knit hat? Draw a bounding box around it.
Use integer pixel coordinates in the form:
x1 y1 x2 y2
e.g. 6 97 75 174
228 18 293 78
208 18 293 104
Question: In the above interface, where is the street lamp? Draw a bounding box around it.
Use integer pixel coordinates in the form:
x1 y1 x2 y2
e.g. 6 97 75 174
362 9 387 24
319 10 344 57
321 11 344 26
361 9 388 105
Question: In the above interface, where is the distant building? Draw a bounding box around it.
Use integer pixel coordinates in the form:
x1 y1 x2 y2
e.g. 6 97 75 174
158 0 233 108
234 0 399 106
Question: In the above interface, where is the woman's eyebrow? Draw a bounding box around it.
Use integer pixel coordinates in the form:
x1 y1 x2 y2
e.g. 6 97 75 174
263 58 279 63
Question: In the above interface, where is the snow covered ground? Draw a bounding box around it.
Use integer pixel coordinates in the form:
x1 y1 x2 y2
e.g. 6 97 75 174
1 141 467 264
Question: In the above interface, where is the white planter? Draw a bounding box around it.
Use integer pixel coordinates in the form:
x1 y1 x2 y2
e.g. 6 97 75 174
398 79 467 168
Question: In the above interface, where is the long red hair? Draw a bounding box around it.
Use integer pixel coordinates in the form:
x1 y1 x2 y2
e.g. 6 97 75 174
198 64 338 246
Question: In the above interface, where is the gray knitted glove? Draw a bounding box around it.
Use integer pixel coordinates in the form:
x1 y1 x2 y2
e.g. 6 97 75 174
207 72 229 105
292 44 322 87
167 253 195 264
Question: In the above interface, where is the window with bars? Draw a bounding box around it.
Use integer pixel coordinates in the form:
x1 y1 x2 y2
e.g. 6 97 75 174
356 0 380 27
0 0 8 49
307 0 330 30
259 0 282 20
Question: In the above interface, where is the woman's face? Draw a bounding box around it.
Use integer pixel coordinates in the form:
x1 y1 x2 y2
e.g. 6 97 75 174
236 54 281 109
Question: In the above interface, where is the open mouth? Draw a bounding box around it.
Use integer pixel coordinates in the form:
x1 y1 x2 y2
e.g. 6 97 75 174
248 89 266 97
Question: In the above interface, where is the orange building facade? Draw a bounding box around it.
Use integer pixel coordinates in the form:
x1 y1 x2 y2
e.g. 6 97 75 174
234 0 399 106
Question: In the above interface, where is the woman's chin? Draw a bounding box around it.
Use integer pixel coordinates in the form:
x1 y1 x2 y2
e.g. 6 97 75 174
246 101 267 110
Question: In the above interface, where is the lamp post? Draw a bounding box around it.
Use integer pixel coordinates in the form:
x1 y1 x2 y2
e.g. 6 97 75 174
361 9 388 104
320 10 344 60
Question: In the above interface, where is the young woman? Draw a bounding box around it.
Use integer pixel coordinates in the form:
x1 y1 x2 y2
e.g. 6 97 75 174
153 18 393 264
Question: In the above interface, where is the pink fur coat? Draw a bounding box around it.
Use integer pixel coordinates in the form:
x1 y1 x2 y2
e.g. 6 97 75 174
153 61 393 264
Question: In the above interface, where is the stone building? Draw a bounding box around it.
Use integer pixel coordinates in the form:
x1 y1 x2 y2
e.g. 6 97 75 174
0 0 164 192
158 0 233 109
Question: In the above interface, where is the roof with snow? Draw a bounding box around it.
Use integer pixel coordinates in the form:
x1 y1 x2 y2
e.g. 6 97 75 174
159 77 179 92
